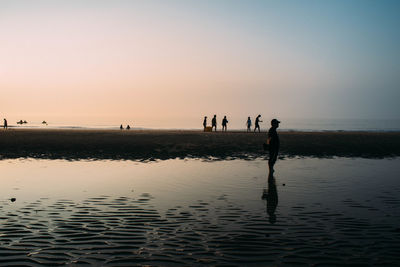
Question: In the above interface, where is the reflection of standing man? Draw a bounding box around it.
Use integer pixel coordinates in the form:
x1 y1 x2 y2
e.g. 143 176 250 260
211 115 217 132
267 119 280 172
254 115 262 132
262 171 278 224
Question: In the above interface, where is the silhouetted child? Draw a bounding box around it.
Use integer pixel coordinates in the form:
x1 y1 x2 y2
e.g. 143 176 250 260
222 116 228 132
203 116 207 131
247 117 251 132
267 119 280 172
120 124 124 130
212 115 217 132
3 118 7 129
126 125 131 130
254 115 262 132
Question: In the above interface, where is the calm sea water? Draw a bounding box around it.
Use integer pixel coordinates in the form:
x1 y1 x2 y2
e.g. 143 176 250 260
6 118 400 131
1 157 399 265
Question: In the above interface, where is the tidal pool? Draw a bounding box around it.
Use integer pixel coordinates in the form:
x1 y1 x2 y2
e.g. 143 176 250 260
0 157 399 266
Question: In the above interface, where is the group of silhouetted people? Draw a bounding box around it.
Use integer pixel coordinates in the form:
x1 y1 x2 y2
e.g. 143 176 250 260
203 115 229 132
203 114 267 133
120 124 131 130
202 114 281 170
246 114 263 132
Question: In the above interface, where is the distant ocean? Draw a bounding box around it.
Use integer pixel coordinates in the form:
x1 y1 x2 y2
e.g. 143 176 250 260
7 118 400 132
277 118 400 132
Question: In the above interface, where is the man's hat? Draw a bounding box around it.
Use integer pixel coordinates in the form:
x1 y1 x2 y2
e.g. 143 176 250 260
271 119 281 124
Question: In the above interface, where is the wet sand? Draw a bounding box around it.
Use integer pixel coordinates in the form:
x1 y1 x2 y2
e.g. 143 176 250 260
1 129 399 160
1 158 399 266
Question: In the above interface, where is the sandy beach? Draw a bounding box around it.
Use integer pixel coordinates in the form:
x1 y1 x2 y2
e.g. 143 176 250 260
1 129 399 160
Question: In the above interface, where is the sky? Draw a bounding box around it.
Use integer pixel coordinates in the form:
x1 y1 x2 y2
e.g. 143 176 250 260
1 0 399 128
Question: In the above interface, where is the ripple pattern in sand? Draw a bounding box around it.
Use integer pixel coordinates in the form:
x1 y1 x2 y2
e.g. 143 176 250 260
1 193 400 266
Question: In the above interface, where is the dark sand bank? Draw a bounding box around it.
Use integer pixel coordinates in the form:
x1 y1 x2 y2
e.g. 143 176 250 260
1 129 400 160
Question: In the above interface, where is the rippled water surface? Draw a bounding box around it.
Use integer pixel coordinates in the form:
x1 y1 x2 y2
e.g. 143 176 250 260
1 158 400 266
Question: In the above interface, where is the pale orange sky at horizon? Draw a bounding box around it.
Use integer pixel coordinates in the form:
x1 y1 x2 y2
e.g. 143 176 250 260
1 1 399 128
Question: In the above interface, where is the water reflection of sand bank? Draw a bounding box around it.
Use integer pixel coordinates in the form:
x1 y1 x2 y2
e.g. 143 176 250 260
1 129 400 160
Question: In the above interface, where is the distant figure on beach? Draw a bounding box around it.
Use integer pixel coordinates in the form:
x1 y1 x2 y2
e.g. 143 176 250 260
3 118 7 129
203 116 207 131
126 125 131 130
222 116 228 132
120 124 124 130
247 117 252 132
262 171 278 224
212 115 217 132
254 115 262 132
16 120 27 125
267 119 280 172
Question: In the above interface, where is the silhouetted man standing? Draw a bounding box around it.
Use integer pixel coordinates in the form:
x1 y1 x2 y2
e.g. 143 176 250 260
222 116 228 132
3 118 7 129
212 115 217 132
203 116 207 131
267 119 280 172
247 117 252 132
254 115 262 132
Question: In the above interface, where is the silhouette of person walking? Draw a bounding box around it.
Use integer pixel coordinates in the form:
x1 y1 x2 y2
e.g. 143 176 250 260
211 115 217 132
262 171 278 224
203 116 207 131
222 116 228 132
254 115 262 132
3 118 8 129
246 117 252 132
120 124 124 130
267 119 280 172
